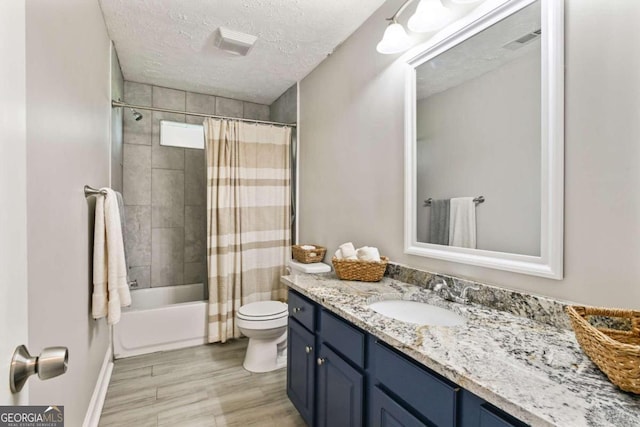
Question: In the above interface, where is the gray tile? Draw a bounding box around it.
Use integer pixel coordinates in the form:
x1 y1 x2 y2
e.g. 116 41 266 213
128 266 151 289
152 169 184 228
124 205 152 267
151 228 184 287
152 111 185 170
184 262 206 284
216 97 243 118
123 144 151 205
124 81 152 106
184 205 206 263
186 92 216 115
153 86 185 110
185 149 205 206
124 110 152 146
243 102 270 121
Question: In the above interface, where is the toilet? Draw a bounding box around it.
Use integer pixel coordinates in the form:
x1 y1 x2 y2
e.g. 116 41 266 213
236 260 331 373
237 300 289 373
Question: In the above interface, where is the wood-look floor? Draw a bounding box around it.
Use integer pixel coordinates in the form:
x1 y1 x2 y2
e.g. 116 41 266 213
99 339 306 427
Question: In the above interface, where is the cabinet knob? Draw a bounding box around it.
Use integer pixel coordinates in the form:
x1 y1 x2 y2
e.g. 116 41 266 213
317 357 326 366
305 346 313 354
292 307 303 313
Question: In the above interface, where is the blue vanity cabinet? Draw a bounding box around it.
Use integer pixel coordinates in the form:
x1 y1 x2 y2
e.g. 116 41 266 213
286 289 528 427
316 343 364 427
287 292 317 426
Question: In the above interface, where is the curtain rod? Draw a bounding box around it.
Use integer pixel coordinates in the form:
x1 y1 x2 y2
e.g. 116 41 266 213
111 100 297 128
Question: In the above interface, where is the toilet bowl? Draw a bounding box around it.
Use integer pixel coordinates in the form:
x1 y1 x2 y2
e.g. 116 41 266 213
236 300 288 373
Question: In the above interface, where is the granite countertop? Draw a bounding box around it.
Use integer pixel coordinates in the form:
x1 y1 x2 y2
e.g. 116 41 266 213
282 273 640 427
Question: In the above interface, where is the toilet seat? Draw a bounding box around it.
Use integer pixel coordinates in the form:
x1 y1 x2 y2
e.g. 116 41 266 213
236 301 288 331
237 301 287 320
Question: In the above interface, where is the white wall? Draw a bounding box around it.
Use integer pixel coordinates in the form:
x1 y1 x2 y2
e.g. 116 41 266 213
25 0 112 423
416 50 541 255
0 0 29 405
299 0 640 308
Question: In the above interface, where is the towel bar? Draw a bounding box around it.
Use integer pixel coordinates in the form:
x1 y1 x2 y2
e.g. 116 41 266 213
84 185 107 197
424 196 484 207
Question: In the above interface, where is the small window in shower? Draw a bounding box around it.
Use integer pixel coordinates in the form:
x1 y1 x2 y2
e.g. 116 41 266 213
160 120 204 149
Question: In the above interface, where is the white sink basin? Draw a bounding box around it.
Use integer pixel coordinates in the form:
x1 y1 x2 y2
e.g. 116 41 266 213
368 300 465 326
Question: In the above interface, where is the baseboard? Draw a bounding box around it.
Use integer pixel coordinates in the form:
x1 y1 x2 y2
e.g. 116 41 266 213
82 344 113 427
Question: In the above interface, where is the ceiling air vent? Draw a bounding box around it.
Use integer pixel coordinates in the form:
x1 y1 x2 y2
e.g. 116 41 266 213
213 27 257 56
503 29 541 51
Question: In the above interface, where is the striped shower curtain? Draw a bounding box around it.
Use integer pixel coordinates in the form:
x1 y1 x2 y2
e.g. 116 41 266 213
204 118 291 343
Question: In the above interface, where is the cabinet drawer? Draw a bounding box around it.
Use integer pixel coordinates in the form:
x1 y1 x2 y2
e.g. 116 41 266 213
371 386 427 427
373 341 458 427
320 309 366 368
288 290 316 332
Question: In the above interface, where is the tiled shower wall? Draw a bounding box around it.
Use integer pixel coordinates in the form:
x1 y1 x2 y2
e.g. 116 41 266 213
122 82 270 288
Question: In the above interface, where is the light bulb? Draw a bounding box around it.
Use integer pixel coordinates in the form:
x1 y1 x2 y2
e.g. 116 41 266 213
376 22 412 54
407 0 454 33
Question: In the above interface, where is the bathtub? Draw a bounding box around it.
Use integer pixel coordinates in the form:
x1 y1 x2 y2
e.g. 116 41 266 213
113 283 208 359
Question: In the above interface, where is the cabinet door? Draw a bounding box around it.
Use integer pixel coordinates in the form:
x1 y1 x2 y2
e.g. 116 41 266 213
288 318 315 425
317 344 364 427
371 386 427 427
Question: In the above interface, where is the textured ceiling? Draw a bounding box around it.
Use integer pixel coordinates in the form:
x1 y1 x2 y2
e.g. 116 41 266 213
99 0 386 105
416 1 540 100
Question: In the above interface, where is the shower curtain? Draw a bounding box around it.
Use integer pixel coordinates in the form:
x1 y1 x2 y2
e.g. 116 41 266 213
204 118 292 343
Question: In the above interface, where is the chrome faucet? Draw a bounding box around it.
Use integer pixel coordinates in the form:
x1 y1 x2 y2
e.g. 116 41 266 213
430 277 479 305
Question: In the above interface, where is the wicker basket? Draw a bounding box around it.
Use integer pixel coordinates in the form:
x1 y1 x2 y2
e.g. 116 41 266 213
291 245 326 264
566 305 640 394
332 256 388 282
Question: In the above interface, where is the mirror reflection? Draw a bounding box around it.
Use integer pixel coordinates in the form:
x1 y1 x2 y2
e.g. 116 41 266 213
415 1 541 256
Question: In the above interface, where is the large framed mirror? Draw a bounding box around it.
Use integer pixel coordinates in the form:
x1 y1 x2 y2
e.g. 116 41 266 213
404 0 564 279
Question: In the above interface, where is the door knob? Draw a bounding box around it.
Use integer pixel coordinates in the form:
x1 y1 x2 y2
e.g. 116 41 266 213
305 346 313 354
292 307 303 313
10 345 69 393
317 357 326 366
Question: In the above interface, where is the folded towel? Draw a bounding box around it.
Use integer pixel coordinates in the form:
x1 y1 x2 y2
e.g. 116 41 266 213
92 188 132 325
115 191 130 282
449 197 476 249
339 242 357 259
427 199 450 246
334 249 343 259
300 245 316 250
356 246 381 262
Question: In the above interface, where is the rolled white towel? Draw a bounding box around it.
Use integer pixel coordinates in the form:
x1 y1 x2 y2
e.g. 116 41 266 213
339 242 357 259
334 249 343 259
300 245 316 250
357 246 381 262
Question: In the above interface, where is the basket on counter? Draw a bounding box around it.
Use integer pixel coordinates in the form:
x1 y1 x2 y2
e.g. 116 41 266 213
332 256 388 282
292 245 327 264
566 305 640 394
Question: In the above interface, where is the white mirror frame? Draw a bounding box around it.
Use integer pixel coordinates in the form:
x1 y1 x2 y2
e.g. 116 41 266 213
404 0 564 279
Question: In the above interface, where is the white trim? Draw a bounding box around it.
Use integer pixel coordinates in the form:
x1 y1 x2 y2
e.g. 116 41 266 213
82 344 113 427
404 0 564 279
295 80 300 245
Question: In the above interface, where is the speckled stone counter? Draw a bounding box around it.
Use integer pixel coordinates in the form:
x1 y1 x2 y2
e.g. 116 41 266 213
282 273 640 427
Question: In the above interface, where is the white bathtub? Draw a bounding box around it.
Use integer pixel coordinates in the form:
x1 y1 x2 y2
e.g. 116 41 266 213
113 283 208 359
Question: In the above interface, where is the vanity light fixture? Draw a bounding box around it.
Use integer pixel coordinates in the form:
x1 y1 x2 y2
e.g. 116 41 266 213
377 0 485 54
407 0 454 33
376 20 412 54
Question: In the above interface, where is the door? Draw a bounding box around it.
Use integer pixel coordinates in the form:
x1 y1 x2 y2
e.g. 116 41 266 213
0 0 29 404
317 344 364 427
371 386 426 427
287 319 315 425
